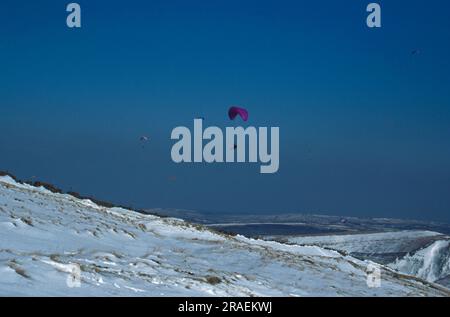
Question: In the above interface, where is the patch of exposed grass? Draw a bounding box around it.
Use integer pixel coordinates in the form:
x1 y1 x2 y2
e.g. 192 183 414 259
20 217 33 226
8 262 31 279
205 275 222 285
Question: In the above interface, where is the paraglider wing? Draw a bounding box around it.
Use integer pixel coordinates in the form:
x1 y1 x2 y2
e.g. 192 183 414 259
228 106 249 122
139 135 150 148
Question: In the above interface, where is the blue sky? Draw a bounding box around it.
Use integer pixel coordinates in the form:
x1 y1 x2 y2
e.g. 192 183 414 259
1 0 450 222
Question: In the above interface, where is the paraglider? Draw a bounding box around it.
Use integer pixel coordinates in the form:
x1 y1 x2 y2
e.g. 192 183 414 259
228 106 249 122
170 118 280 173
411 49 420 56
139 135 149 148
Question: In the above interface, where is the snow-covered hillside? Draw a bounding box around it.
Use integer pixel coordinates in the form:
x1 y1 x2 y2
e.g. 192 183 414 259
281 231 450 288
282 231 444 257
1 176 449 296
390 240 450 287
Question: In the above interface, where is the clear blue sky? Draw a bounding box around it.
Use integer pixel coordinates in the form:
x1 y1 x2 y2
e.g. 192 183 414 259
1 0 450 222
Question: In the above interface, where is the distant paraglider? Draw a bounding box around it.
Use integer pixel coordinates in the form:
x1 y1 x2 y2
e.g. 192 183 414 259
228 106 248 150
228 106 249 122
411 49 421 56
139 135 150 148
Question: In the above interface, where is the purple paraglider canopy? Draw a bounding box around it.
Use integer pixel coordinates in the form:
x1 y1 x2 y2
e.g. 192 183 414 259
228 106 249 122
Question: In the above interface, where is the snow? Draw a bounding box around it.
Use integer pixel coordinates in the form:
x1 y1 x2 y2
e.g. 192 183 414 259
389 240 450 285
1 176 449 296
279 230 450 288
282 231 444 254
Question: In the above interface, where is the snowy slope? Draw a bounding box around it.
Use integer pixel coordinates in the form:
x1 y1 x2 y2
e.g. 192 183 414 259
0 176 449 296
389 240 450 287
282 231 444 256
281 231 450 288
